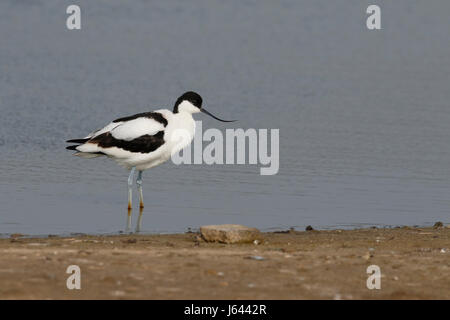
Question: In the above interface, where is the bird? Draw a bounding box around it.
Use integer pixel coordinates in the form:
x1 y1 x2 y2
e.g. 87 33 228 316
66 91 235 210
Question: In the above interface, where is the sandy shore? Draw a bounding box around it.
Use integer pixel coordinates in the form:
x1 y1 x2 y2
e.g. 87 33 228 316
0 226 448 299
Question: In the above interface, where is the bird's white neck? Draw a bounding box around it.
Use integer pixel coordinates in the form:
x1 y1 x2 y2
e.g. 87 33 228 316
166 110 196 153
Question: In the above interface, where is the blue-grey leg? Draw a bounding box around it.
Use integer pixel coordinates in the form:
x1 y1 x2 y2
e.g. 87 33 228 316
135 206 143 233
126 210 132 232
136 170 144 208
127 167 136 209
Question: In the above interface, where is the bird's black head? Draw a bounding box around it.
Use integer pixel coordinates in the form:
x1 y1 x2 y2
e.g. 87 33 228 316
173 91 236 122
173 91 203 113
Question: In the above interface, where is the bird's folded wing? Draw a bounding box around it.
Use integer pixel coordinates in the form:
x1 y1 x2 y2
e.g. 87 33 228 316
85 122 121 139
110 117 166 141
82 113 168 154
85 111 167 141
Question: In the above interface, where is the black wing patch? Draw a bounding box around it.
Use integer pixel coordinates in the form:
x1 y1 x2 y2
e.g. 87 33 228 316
66 138 90 144
112 112 168 127
89 131 165 154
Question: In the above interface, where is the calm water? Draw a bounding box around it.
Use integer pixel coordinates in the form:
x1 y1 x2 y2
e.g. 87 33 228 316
1 1 449 236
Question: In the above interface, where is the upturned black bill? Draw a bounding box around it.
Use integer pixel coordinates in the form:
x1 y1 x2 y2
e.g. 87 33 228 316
201 108 236 122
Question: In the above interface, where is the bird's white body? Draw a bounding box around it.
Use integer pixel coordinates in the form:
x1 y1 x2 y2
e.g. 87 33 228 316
76 109 196 171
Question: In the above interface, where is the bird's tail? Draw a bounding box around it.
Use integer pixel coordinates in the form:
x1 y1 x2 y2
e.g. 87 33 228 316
66 138 89 151
66 145 79 151
66 138 104 158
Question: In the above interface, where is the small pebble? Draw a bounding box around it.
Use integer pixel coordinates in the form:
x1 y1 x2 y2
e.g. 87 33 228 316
433 221 443 229
10 233 24 238
27 243 48 246
362 252 372 260
122 239 137 244
333 294 342 300
110 290 125 297
245 255 265 261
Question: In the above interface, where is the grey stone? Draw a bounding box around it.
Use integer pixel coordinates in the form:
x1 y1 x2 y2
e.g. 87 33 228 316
200 224 262 244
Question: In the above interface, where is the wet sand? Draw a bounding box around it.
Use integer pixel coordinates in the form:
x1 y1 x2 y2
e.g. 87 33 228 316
0 226 449 299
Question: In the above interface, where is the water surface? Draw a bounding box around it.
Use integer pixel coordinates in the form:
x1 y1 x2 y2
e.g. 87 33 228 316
1 1 450 235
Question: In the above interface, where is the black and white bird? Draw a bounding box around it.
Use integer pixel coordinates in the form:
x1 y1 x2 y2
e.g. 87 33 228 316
66 91 235 209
